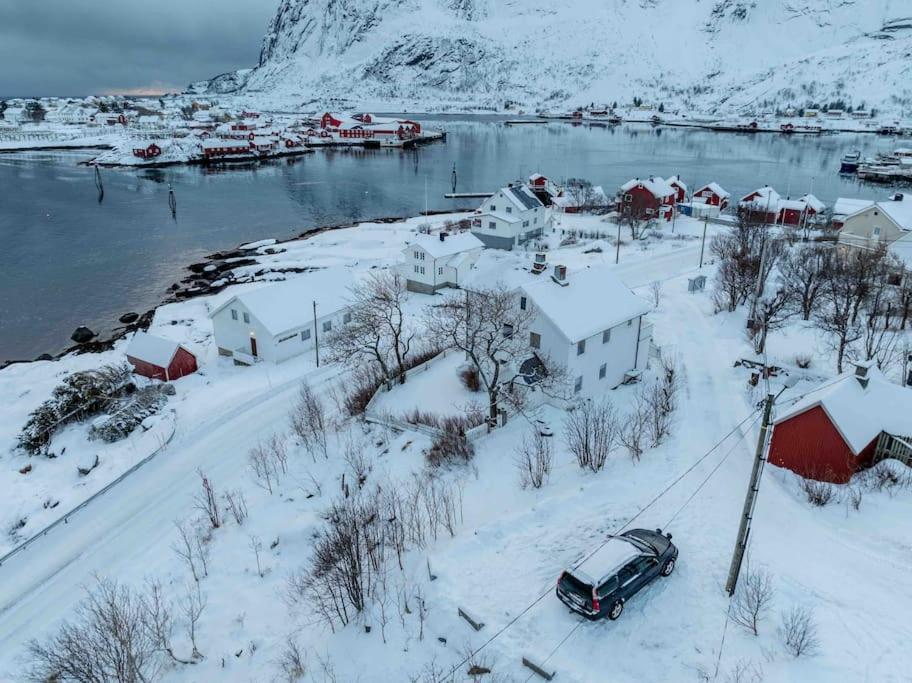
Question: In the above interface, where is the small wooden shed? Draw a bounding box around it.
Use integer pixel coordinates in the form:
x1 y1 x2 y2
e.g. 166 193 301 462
126 332 197 382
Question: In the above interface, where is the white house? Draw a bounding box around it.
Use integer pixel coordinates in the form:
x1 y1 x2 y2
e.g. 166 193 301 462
838 193 912 250
471 184 550 250
209 270 357 364
519 265 652 398
401 231 484 293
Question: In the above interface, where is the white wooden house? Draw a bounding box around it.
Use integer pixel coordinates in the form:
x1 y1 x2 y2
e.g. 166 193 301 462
209 270 356 364
471 184 550 250
519 266 652 398
838 193 912 250
400 232 484 293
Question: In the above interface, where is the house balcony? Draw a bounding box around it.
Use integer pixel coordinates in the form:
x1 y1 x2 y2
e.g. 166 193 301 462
232 348 259 366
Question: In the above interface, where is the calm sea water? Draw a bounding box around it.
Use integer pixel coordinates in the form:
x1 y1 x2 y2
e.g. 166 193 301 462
0 117 900 362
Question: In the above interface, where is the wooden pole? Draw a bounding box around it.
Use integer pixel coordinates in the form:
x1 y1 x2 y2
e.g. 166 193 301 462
313 301 320 367
725 393 774 596
616 221 621 264
699 218 708 269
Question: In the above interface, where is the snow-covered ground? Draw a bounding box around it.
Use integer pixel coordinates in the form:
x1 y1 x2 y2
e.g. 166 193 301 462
1 208 910 682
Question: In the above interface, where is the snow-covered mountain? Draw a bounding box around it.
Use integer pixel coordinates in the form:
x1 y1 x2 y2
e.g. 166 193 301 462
201 0 912 114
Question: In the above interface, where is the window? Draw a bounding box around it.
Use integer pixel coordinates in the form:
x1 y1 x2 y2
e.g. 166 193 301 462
343 312 352 324
438 267 443 275
301 328 311 341
602 329 611 344
490 204 496 211
503 323 514 338
599 363 607 380
627 319 633 327
323 320 332 333
520 296 527 311
577 339 586 356
414 250 420 260
414 265 420 274
243 312 250 324
506 206 512 213
488 221 496 229
230 308 238 321
420 252 425 260
873 226 881 237
574 376 583 393
420 266 426 275
597 576 619 599
523 220 529 227
530 332 541 349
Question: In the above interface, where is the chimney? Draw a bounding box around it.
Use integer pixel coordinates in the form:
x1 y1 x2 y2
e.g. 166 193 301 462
439 232 447 242
854 360 874 389
551 264 569 286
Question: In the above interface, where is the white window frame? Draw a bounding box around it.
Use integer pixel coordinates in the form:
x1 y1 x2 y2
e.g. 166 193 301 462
602 329 611 344
574 376 583 393
230 308 238 321
577 339 586 356
323 320 332 333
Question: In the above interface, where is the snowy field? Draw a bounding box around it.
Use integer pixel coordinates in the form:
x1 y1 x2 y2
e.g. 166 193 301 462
1 208 910 682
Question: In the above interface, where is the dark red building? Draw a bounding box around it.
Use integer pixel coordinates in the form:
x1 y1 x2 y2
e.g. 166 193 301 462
132 143 162 160
693 182 730 209
768 363 911 483
618 176 676 222
126 332 198 382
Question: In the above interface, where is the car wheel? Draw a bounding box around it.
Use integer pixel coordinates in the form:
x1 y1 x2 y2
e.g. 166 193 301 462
661 558 676 577
608 600 624 621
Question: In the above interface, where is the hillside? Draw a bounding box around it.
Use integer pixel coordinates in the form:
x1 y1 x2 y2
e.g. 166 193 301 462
198 0 912 115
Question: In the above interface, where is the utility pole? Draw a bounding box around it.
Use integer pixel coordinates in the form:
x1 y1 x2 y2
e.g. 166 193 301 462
616 221 621 264
313 301 320 367
726 393 775 596
699 217 708 268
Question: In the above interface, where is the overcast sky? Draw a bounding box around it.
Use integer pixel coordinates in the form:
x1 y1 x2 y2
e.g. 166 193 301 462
0 1 277 98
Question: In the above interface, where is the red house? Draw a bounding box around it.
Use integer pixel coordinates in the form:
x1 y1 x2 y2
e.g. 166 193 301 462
739 186 781 223
132 143 162 160
693 182 730 209
618 176 676 222
126 332 197 382
667 175 688 203
768 363 912 483
201 139 250 159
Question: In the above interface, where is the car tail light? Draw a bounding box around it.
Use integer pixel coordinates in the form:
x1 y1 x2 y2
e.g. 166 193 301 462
591 587 600 614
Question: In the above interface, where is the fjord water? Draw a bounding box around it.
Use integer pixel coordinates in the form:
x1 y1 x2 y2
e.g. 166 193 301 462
0 117 898 362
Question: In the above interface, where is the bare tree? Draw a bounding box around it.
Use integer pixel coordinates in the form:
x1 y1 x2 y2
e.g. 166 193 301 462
563 399 620 472
619 392 650 462
277 636 307 682
289 382 329 460
193 469 221 530
780 245 830 320
180 584 207 661
779 605 820 657
27 578 164 682
173 520 202 583
816 251 865 373
224 488 248 525
618 192 657 240
729 557 775 636
514 428 553 488
649 280 663 308
249 534 264 577
325 271 416 383
424 285 536 423
249 441 279 494
645 354 680 447
723 659 764 683
752 285 795 354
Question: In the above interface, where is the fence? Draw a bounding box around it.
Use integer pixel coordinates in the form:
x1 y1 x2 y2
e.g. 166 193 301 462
874 432 912 467
0 413 176 568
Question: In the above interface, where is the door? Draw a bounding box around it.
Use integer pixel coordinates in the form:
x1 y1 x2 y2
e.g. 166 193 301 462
250 335 258 357
618 556 658 599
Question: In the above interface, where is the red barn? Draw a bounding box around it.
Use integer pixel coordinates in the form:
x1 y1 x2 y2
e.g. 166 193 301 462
126 332 197 382
768 363 912 483
618 176 676 222
739 186 781 223
132 143 162 160
320 112 344 129
693 182 730 209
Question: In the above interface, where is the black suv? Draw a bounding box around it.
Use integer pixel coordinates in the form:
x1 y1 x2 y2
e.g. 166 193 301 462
556 529 678 621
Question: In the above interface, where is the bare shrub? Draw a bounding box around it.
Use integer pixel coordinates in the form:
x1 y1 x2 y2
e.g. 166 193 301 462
779 605 820 657
26 578 164 682
515 429 553 489
173 520 208 583
249 534 264 577
425 428 475 467
649 280 663 308
459 365 482 392
225 488 248 525
645 354 680 447
194 469 221 530
290 383 329 460
180 584 207 661
249 439 282 494
729 558 775 636
800 477 836 506
619 393 650 462
278 636 307 682
723 659 764 683
794 353 812 369
564 399 620 472
344 365 385 416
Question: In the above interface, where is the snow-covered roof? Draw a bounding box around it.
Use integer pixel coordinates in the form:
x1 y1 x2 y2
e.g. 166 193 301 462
551 186 608 209
779 199 806 211
521 266 651 343
201 139 249 150
800 194 826 212
410 232 484 259
620 176 676 200
210 269 357 337
126 332 185 368
833 197 874 217
740 186 781 208
696 182 730 199
775 367 912 454
888 231 912 268
480 210 521 224
573 536 641 584
877 195 912 231
667 174 687 191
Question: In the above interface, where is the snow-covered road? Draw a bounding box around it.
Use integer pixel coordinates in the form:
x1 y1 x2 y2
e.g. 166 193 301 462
0 363 341 676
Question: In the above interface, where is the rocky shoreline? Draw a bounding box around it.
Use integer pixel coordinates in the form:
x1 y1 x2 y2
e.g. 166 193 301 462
0 210 457 371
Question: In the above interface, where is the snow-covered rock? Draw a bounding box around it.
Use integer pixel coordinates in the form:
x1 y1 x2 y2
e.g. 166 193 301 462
219 0 912 115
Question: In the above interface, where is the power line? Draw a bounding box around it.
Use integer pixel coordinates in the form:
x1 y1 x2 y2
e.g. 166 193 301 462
443 408 761 680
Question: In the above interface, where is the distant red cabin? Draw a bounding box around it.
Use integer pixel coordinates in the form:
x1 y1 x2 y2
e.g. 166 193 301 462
132 143 162 160
693 183 730 209
618 177 676 222
668 176 688 203
321 112 343 129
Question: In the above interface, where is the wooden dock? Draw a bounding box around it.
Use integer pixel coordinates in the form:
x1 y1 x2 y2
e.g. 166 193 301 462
444 191 493 199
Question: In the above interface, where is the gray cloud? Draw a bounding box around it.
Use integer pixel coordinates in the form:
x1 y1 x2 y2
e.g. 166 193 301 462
0 0 277 97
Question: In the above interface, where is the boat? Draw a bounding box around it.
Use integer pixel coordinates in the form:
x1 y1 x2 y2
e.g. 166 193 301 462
839 150 861 173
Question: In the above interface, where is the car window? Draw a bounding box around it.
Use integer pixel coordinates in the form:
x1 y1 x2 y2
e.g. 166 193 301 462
597 576 618 598
618 563 638 585
632 556 656 575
